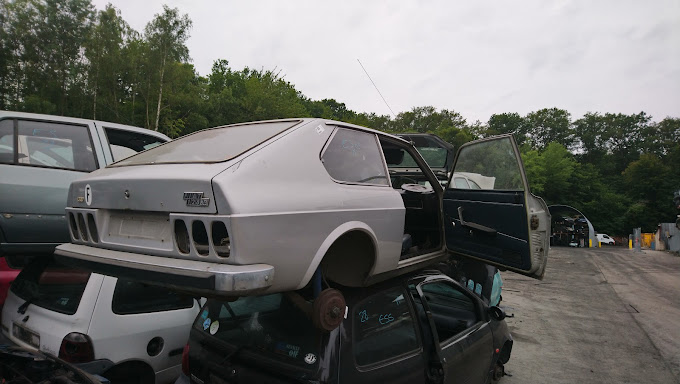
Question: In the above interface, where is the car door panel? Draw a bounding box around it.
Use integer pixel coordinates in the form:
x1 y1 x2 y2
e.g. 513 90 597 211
413 278 493 384
444 135 549 280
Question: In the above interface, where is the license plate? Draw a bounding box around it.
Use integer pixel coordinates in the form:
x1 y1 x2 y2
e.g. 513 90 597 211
109 212 171 242
12 322 40 349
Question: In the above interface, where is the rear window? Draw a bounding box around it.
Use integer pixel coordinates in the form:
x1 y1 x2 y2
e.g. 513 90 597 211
10 257 92 315
196 293 323 371
113 120 300 166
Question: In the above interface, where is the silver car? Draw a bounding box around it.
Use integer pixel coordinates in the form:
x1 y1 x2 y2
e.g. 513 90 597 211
55 118 550 299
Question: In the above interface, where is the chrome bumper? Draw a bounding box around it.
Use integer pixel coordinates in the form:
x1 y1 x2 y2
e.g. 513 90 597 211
54 243 274 297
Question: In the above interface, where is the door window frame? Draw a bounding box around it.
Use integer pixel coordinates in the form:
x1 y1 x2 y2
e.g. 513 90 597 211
414 277 485 348
0 117 99 172
351 285 424 370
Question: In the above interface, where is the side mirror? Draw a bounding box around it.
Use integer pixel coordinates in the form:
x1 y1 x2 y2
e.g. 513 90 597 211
488 306 506 321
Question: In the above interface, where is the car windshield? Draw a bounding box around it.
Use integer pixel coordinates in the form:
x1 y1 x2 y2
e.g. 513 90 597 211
10 257 92 315
401 147 448 169
196 293 323 371
112 120 300 166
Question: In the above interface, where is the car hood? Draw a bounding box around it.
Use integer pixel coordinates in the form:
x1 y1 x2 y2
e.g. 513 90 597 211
68 162 237 214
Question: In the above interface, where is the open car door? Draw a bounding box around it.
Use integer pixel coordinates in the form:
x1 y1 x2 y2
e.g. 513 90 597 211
443 135 550 280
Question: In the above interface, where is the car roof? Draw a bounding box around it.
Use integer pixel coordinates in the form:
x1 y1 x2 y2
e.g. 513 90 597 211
0 110 170 142
193 117 413 146
329 269 450 304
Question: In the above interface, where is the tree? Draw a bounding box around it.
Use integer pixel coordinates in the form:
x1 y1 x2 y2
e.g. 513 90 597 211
525 108 573 150
520 143 576 205
144 5 192 131
487 112 529 145
85 4 130 120
621 153 674 232
37 0 94 115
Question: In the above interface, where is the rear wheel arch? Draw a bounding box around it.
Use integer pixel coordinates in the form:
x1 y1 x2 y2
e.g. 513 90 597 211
498 339 513 364
320 230 377 287
299 222 378 289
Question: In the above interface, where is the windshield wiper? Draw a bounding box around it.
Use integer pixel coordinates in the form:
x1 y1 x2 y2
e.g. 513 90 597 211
17 298 33 314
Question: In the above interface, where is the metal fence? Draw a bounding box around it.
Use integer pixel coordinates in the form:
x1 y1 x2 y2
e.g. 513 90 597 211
658 223 680 252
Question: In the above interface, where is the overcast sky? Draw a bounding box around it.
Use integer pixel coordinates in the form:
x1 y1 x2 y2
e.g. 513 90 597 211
92 0 679 123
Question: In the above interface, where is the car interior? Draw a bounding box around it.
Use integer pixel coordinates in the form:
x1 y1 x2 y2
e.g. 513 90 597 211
380 138 443 260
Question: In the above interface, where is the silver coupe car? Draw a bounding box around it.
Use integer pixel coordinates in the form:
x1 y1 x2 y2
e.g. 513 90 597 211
55 118 549 299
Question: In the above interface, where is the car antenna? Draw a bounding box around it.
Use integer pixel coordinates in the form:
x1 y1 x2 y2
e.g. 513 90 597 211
357 59 397 118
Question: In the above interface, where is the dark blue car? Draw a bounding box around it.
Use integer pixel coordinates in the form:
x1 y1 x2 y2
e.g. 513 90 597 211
181 269 512 384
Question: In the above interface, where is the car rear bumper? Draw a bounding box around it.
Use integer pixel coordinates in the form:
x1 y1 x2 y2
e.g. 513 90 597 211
54 243 274 297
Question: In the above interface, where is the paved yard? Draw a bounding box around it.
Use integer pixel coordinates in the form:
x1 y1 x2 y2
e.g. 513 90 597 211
501 246 680 384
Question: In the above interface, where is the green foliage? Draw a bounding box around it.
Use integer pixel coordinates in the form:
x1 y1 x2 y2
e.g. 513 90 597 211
520 143 576 203
1 0 677 236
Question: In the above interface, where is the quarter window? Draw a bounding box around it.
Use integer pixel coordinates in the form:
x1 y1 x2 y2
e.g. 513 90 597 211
112 279 194 315
353 287 420 366
322 128 389 185
14 120 97 172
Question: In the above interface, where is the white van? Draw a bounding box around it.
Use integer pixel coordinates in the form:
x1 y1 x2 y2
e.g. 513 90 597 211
596 234 615 245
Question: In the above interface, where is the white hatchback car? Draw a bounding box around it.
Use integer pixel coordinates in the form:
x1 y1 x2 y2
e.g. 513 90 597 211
1 256 200 384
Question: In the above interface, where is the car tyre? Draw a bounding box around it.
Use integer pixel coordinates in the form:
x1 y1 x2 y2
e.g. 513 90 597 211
492 362 505 382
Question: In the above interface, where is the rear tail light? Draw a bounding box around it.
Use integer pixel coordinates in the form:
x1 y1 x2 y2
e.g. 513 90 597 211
59 332 94 363
77 213 89 241
211 221 230 257
175 220 190 254
87 213 99 243
192 221 210 256
68 213 79 240
181 343 190 375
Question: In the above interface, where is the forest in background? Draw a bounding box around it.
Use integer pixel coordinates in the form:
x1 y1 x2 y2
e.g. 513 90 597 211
1 0 678 236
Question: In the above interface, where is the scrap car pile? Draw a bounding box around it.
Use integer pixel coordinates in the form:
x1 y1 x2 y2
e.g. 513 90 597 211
3 116 550 384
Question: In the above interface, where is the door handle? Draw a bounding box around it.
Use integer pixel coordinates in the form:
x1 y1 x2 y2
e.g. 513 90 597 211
457 207 497 235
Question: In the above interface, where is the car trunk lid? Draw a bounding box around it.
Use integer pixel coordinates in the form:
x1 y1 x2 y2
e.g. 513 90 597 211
68 162 234 214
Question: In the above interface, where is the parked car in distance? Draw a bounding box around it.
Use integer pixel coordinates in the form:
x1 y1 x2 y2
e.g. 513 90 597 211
182 269 512 384
55 118 549 304
0 111 170 259
1 256 200 384
596 234 615 245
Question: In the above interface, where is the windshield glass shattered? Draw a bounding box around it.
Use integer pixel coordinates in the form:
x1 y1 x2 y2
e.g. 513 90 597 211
112 120 300 166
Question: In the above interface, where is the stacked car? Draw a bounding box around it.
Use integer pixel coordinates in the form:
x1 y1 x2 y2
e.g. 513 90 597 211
43 118 550 383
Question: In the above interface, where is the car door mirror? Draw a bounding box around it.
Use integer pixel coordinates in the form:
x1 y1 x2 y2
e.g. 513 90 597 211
488 306 506 321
